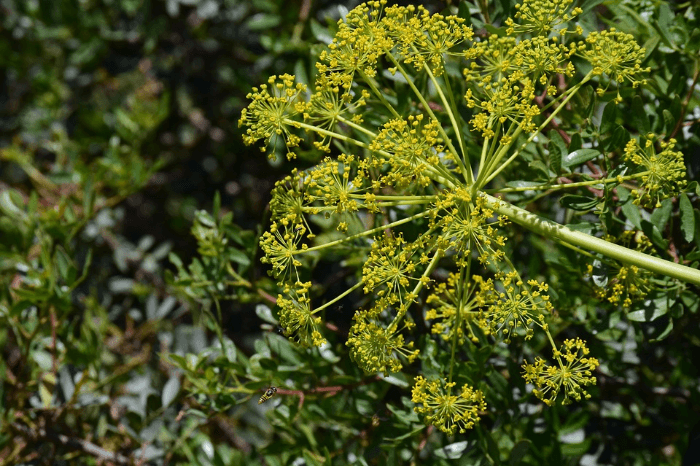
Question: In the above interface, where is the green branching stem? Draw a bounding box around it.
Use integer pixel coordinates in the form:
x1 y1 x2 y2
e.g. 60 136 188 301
485 193 700 286
357 68 402 120
347 194 437 201
477 71 594 189
313 280 365 314
296 208 438 255
422 61 474 184
484 173 647 194
448 260 471 387
336 115 377 139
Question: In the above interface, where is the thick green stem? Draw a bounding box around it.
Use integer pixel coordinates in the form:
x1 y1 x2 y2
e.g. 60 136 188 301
485 193 700 286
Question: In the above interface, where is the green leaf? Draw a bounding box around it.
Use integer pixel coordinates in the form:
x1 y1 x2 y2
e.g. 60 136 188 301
688 28 700 54
650 198 673 232
561 438 592 456
648 317 674 342
569 133 583 152
627 294 674 322
641 219 668 249
560 195 599 211
662 109 675 134
562 149 600 169
603 125 630 152
630 96 650 134
381 373 410 388
600 102 620 134
0 189 26 219
458 1 472 25
256 304 277 324
679 193 695 242
621 201 642 229
228 247 251 266
548 130 567 175
246 13 281 31
309 18 333 44
434 441 471 459
509 440 531 466
162 376 181 408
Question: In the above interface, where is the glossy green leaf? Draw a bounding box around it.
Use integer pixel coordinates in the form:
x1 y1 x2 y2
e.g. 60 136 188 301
562 149 600 169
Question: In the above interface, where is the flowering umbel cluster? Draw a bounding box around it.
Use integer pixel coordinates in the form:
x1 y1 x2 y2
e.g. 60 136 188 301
240 0 688 434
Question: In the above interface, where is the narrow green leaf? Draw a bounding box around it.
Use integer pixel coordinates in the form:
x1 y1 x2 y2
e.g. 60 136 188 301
630 96 650 134
600 102 620 134
458 1 472 25
560 195 599 211
621 201 642 229
548 130 566 175
246 13 281 31
162 376 181 408
650 198 672 232
569 133 583 152
662 109 675 134
679 193 695 242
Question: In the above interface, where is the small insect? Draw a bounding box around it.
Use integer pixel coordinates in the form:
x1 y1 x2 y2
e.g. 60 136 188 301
258 386 277 404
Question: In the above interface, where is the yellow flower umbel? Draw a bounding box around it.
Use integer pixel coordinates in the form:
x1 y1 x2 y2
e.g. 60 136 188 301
276 282 327 348
362 234 427 312
505 0 583 36
369 115 448 188
522 338 599 406
238 74 307 160
425 273 487 344
576 29 650 103
384 5 473 77
259 221 306 284
305 154 370 231
316 0 393 91
623 135 687 208
435 193 508 264
478 271 552 342
347 310 419 374
412 376 486 434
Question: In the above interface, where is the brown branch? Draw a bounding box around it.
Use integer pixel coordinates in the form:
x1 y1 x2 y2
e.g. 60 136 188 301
275 376 382 413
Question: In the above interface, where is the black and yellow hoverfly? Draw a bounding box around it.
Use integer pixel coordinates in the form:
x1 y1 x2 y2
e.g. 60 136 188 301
258 386 277 404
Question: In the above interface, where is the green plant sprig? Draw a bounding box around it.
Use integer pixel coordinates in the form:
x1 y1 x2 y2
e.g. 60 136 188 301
239 0 694 435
